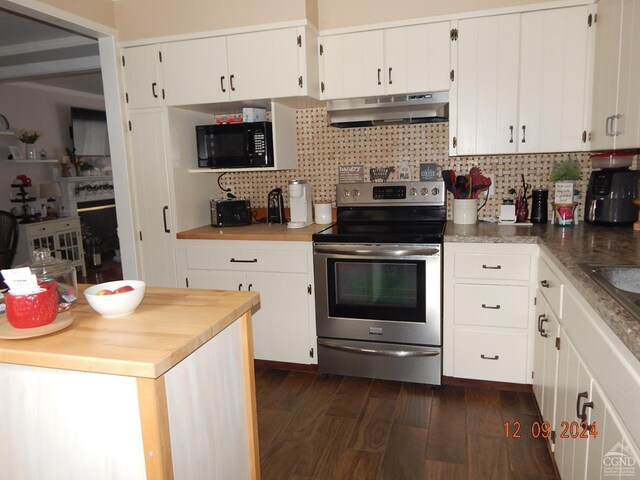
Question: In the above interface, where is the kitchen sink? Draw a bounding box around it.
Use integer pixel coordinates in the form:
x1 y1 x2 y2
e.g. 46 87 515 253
580 265 640 322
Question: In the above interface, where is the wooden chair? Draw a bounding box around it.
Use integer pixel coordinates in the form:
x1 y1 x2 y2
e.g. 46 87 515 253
0 211 19 289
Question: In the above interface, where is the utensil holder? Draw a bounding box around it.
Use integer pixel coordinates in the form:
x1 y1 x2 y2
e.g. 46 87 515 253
452 199 478 225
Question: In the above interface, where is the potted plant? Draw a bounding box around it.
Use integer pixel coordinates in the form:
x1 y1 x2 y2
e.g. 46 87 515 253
550 157 582 225
16 129 41 160
66 147 92 176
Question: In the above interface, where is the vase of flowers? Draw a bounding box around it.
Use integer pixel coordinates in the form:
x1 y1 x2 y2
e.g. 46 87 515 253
16 129 41 160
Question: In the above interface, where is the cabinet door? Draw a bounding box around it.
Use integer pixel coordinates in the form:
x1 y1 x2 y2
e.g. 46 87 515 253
541 307 560 439
161 37 229 105
455 14 520 155
122 45 163 109
616 0 640 149
320 30 384 100
591 0 623 150
555 332 592 480
226 29 299 101
384 22 450 95
249 272 311 364
128 110 177 287
533 295 548 411
518 6 591 153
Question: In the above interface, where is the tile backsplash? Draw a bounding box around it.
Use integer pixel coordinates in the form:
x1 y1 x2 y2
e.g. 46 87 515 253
221 106 593 219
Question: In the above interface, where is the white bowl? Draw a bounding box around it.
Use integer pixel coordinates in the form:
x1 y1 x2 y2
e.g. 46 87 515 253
84 280 146 317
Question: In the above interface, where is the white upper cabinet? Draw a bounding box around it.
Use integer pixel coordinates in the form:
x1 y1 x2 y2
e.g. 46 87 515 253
451 6 593 156
454 14 520 155
320 30 384 99
320 22 450 100
591 0 640 150
162 37 229 106
384 23 451 95
123 26 317 108
227 28 303 101
122 45 163 109
518 6 592 153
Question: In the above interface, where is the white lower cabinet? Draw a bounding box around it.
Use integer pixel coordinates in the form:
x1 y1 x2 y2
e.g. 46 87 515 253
536 251 640 479
177 240 316 365
444 242 537 383
532 293 560 442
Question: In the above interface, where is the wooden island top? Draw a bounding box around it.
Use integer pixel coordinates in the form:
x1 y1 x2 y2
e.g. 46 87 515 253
0 285 260 379
176 222 329 242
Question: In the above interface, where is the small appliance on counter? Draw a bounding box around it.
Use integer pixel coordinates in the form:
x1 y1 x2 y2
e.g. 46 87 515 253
287 179 313 229
210 198 251 227
267 188 286 224
585 150 640 225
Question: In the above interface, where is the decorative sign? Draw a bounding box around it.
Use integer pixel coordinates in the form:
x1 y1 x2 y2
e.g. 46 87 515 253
554 181 574 204
398 162 411 180
420 163 440 181
338 165 364 183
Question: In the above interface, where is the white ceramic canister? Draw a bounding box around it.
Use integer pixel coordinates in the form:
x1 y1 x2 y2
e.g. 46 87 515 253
452 199 478 225
314 201 333 224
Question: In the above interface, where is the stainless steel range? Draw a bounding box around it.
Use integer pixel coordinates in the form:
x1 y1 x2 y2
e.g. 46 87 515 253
312 181 446 385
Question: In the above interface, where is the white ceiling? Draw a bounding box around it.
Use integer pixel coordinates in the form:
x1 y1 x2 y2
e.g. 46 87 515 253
0 8 103 95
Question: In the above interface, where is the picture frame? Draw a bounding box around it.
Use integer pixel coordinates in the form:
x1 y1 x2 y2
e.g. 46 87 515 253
8 145 23 160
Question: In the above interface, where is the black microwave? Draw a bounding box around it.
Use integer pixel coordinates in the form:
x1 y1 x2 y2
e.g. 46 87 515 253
196 122 274 169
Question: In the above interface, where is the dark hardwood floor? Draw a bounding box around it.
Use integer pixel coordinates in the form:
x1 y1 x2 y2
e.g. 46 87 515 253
255 368 559 480
78 259 123 285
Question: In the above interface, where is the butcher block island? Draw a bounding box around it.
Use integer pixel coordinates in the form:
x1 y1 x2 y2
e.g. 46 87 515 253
0 285 261 480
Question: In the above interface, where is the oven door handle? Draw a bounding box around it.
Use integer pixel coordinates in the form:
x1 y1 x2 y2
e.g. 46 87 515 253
319 341 440 358
314 245 440 257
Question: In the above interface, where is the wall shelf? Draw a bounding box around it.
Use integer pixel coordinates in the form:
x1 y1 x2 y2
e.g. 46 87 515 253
0 131 15 136
1 158 59 164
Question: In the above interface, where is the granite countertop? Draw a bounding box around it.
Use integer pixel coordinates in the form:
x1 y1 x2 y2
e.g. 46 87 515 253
445 221 640 361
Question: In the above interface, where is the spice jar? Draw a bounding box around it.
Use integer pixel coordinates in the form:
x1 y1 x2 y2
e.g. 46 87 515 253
21 248 78 311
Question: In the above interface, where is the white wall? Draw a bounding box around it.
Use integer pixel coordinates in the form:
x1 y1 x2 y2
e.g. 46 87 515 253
0 83 105 213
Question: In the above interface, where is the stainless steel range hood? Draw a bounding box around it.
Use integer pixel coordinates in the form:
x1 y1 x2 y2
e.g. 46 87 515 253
327 91 448 128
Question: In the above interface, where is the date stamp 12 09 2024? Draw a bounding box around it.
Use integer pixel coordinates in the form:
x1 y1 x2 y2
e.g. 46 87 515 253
504 420 598 440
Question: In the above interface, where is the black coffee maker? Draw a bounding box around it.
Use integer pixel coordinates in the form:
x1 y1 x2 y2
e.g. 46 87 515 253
585 168 639 225
267 188 286 224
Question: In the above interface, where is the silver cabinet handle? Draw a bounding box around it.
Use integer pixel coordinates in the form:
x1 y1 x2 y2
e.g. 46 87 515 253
388 67 393 84
482 264 502 270
606 115 612 136
521 125 527 143
481 304 501 310
610 114 621 136
481 354 500 360
509 125 514 143
377 68 382 85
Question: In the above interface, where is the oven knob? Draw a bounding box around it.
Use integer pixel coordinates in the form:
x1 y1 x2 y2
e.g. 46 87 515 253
421 187 428 196
352 189 360 197
409 188 417 196
343 189 350 198
431 187 440 196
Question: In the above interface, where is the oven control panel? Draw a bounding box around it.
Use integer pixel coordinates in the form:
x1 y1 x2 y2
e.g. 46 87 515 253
337 181 445 206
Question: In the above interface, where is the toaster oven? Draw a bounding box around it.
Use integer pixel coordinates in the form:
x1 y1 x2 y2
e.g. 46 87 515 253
210 199 251 227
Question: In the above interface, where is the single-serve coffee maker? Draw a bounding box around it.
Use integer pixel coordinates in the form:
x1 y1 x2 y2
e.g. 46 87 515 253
287 179 313 229
585 168 639 225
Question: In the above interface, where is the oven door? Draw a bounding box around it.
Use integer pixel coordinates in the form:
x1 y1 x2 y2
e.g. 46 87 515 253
313 243 441 346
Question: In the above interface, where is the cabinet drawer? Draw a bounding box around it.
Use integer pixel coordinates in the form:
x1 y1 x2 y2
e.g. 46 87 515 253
538 258 563 318
454 328 528 383
454 284 529 328
454 253 531 281
186 247 308 274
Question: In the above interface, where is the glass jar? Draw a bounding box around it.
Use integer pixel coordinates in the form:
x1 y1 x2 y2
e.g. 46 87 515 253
22 248 78 311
